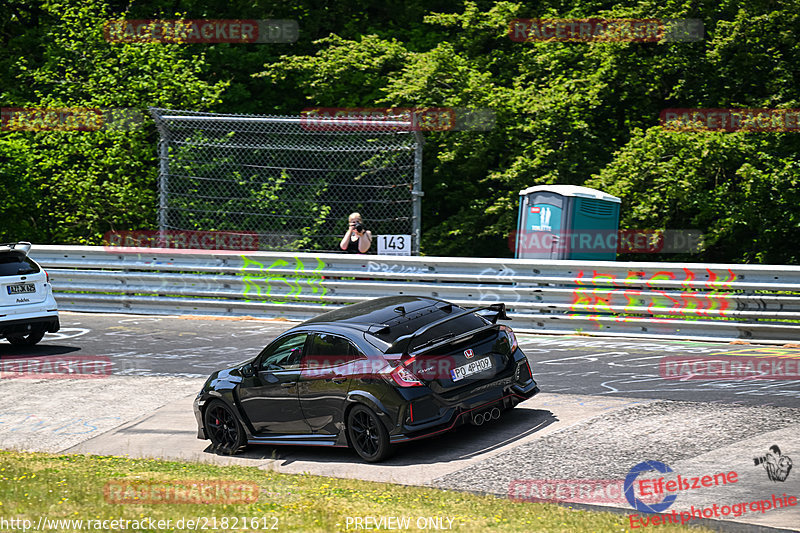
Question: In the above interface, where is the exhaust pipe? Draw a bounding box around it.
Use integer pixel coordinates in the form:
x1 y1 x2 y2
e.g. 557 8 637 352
471 406 501 426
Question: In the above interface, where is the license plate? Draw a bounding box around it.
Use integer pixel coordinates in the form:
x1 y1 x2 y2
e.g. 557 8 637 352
450 356 492 382
7 284 35 295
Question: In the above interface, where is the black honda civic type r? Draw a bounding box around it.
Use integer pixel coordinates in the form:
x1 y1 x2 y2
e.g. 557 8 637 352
194 296 539 462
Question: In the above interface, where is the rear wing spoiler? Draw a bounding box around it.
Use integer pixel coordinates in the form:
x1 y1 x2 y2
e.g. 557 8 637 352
0 242 32 255
388 302 510 358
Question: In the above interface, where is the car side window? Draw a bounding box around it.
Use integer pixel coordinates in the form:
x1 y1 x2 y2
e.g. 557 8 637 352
303 333 365 369
258 334 307 371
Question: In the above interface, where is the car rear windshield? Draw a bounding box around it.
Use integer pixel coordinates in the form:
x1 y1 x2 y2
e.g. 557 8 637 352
0 253 40 276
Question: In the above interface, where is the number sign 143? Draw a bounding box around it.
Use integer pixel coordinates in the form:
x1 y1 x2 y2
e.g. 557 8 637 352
378 235 411 255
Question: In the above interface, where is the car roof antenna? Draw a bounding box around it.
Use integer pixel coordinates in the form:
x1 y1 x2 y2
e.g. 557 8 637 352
394 306 406 315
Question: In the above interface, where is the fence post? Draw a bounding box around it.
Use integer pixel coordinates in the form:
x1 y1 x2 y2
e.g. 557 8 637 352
150 108 170 247
413 131 425 255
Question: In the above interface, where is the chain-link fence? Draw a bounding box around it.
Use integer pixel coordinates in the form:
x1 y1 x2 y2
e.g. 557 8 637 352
149 107 423 253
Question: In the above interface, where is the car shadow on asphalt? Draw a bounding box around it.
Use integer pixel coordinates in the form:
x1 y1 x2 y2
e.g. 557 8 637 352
222 408 558 467
0 344 82 357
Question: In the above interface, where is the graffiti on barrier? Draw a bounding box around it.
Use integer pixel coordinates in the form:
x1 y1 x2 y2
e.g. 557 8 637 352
570 267 738 324
477 265 521 303
111 254 231 297
524 336 735 354
241 256 327 305
366 261 429 275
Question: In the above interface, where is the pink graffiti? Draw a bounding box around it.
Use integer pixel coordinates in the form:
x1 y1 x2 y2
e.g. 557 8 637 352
570 268 737 318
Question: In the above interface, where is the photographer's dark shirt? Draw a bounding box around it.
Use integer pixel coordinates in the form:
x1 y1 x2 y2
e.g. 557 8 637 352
345 236 361 254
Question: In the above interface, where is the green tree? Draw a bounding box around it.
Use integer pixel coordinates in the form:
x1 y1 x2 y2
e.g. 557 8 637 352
0 0 226 244
259 0 800 262
587 128 800 264
3 0 799 263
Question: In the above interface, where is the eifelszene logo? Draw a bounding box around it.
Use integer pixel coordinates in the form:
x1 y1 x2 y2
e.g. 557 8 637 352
624 460 678 513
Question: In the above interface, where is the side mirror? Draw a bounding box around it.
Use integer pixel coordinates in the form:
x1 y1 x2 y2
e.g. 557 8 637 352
241 362 255 378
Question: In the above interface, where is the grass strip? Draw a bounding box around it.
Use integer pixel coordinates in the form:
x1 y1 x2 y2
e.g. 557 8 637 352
0 451 714 532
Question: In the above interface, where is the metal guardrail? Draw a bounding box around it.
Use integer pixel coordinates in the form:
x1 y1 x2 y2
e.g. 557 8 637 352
30 245 800 344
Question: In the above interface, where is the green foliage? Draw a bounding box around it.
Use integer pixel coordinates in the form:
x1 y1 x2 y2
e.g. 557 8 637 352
2 0 799 263
256 0 800 262
586 128 800 264
0 138 38 242
0 0 225 244
258 34 411 107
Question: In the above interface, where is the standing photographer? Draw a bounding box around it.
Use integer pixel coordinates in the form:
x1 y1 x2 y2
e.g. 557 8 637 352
339 212 372 253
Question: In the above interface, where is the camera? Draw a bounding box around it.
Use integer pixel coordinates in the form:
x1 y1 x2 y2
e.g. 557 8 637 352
354 223 365 233
755 444 783 465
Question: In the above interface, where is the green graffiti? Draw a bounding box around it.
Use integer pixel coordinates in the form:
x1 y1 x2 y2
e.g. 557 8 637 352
241 255 327 305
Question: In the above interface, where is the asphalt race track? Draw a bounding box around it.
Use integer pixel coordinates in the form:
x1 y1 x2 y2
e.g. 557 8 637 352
522 336 800 408
1 312 799 531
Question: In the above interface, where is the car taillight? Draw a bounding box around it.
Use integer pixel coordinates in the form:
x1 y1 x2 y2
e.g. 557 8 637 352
44 269 49 283
499 325 518 352
389 357 423 387
515 359 533 383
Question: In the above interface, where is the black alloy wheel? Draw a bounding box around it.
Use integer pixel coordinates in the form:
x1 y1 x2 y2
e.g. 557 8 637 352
347 404 391 462
204 399 246 455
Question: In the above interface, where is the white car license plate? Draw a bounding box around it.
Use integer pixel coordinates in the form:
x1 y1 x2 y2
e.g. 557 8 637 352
450 356 492 382
7 284 35 295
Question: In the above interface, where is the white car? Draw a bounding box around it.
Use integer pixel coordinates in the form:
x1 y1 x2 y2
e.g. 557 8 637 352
0 242 59 345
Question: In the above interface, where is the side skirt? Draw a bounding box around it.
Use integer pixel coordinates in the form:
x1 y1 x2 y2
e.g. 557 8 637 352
247 434 347 447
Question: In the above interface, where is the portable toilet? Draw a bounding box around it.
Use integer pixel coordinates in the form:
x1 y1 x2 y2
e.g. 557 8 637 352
515 185 621 260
